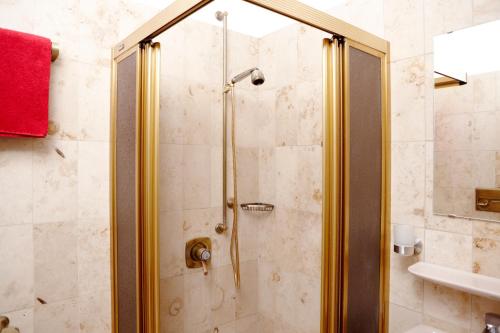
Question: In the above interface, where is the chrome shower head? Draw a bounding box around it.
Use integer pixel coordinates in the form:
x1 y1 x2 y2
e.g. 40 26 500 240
231 68 265 86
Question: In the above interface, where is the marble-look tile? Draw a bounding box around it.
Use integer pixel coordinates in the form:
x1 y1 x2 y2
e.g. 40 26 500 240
234 88 259 148
184 82 218 146
182 21 221 87
496 151 500 187
473 221 500 241
471 295 500 332
1 307 33 333
391 142 426 226
211 265 236 327
210 146 223 208
296 80 322 146
0 139 33 226
434 112 474 151
33 139 78 224
235 148 259 205
78 63 110 141
384 0 425 61
258 148 275 204
183 145 211 210
326 0 385 38
160 275 184 333
389 303 423 333
433 80 473 115
473 72 496 112
256 260 278 317
159 144 183 212
389 246 424 312
391 56 426 142
423 282 471 330
274 208 321 278
78 0 120 66
473 0 500 24
78 141 109 220
78 291 111 333
33 0 81 64
274 271 320 333
473 111 500 151
274 85 299 147
235 313 260 333
46 59 80 140
423 0 473 53
0 225 33 313
159 79 185 145
34 222 77 303
257 90 276 148
183 271 213 331
159 210 185 279
297 25 328 83
472 237 500 277
235 260 258 319
77 221 110 296
425 215 472 235
34 298 79 333
422 313 468 333
425 229 472 271
0 0 35 33
258 26 298 90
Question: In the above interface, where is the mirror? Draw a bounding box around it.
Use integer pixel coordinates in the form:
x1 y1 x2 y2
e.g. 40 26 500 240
433 19 500 220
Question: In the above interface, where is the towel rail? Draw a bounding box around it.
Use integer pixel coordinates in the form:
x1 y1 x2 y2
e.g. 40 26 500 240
51 43 59 62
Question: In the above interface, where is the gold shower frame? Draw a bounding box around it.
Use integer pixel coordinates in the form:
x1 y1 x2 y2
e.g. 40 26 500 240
110 1 391 332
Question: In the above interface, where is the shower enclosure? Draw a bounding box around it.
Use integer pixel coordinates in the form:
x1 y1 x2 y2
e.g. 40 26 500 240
110 1 390 332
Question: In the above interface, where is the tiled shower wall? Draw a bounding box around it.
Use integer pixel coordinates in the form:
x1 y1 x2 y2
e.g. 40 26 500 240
157 17 328 333
0 1 157 332
385 0 500 332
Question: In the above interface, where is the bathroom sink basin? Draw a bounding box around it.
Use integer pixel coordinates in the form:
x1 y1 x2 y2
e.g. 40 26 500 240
404 325 445 333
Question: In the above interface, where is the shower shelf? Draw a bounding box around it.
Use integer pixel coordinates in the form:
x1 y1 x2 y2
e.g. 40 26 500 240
240 202 274 212
408 262 500 301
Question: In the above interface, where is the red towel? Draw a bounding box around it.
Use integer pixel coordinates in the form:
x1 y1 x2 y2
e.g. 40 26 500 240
0 28 52 137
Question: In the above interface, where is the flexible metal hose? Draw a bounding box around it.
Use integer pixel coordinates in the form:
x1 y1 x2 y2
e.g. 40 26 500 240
228 84 240 289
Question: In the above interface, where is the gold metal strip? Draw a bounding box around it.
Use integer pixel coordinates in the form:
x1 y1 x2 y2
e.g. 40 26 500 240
141 42 161 333
321 37 340 333
112 0 389 59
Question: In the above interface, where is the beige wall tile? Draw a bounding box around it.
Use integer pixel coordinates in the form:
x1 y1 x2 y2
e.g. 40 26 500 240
235 260 258 319
384 0 425 61
392 142 426 226
159 210 185 279
423 282 471 329
0 139 33 226
183 145 211 210
33 140 78 224
425 229 472 271
0 225 33 313
159 275 184 333
473 220 500 241
34 222 77 303
391 57 426 142
78 141 109 220
472 237 500 277
389 303 422 333
473 0 500 24
471 295 500 332
77 221 110 296
390 253 424 312
211 264 236 327
423 0 473 52
34 298 79 333
2 307 33 333
78 291 111 333
159 144 184 212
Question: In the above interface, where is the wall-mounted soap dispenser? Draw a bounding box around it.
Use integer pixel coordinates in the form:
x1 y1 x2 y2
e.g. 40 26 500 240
393 224 422 256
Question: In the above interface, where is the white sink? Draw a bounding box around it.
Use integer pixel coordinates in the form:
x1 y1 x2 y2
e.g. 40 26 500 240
404 324 445 333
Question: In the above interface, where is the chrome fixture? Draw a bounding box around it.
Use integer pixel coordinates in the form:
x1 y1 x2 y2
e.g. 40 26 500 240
214 9 267 289
241 202 274 212
230 67 265 86
185 237 212 276
215 9 229 235
393 224 422 256
485 313 500 333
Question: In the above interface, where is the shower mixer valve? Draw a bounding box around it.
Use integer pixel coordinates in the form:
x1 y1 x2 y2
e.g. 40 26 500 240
185 237 212 275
